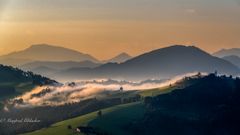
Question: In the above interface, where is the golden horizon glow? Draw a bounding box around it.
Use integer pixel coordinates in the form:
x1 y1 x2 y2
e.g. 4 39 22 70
0 0 240 60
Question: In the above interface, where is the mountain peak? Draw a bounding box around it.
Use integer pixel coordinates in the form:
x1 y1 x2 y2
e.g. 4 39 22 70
213 48 240 58
29 44 70 50
105 52 132 63
31 43 53 47
142 45 210 58
117 52 131 57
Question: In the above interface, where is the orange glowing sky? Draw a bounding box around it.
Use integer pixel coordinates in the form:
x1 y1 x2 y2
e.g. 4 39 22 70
0 0 240 60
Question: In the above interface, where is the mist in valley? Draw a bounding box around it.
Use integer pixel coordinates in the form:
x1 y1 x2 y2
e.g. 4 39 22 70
10 72 203 107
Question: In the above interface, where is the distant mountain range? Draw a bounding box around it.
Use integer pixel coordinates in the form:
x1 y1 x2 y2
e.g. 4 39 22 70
21 60 101 70
222 55 240 68
103 53 132 63
54 45 240 81
20 60 101 77
213 48 240 57
0 44 99 66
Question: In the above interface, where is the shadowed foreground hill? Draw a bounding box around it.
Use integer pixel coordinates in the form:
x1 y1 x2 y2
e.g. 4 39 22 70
55 45 240 80
0 64 57 99
130 74 240 135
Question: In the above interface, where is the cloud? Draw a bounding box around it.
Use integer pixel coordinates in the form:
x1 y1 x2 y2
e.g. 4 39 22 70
11 72 205 108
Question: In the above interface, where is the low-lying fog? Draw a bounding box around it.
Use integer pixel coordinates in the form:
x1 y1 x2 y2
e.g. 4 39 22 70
11 72 204 108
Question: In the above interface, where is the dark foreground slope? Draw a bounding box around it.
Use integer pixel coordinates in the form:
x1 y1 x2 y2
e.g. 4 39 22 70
130 74 240 135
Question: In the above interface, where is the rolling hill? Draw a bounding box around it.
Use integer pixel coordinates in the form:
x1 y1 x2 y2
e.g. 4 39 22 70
54 45 240 81
25 74 240 135
24 102 144 135
213 48 240 57
0 64 57 99
222 55 240 68
0 44 99 66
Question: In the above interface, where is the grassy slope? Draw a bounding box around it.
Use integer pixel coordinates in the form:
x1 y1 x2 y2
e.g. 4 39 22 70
24 102 144 135
139 86 175 97
23 86 175 135
89 102 145 135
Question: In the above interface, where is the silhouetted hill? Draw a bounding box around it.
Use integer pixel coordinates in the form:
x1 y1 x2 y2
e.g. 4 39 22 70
0 44 99 66
213 48 240 57
55 45 240 81
104 53 132 63
0 64 57 98
130 74 240 135
222 55 240 68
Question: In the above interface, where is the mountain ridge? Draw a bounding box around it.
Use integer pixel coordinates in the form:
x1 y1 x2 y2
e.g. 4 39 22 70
222 55 240 68
54 45 240 81
0 44 99 66
104 52 132 63
213 48 240 57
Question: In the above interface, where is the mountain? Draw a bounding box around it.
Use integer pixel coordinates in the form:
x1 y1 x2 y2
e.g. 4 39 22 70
222 55 240 68
20 60 101 78
213 48 240 57
29 66 58 77
55 45 240 81
104 53 132 63
0 58 32 67
0 44 99 66
21 60 101 71
0 64 57 98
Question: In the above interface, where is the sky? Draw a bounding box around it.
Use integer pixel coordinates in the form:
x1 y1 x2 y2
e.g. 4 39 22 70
0 0 240 60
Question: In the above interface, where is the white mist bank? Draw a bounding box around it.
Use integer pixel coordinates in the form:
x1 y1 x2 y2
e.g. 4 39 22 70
13 72 205 107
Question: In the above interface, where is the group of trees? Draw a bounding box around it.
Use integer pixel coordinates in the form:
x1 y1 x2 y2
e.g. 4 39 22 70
0 64 56 85
129 74 240 135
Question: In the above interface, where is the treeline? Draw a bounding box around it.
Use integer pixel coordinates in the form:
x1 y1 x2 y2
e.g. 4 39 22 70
0 64 58 99
0 64 57 85
128 74 240 135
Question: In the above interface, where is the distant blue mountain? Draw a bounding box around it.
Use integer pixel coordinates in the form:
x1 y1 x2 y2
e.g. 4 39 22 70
213 48 240 57
222 55 240 68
